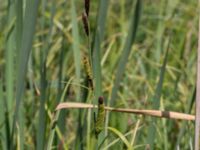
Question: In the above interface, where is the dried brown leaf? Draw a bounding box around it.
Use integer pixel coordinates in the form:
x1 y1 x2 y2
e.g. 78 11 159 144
56 102 195 121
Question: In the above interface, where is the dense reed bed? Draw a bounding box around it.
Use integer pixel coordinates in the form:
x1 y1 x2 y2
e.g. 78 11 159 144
0 0 199 149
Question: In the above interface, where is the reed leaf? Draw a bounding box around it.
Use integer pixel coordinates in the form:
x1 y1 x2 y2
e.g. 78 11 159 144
37 1 55 149
47 78 73 149
71 0 81 101
92 0 109 104
110 0 142 106
146 37 170 149
11 0 40 149
0 74 6 149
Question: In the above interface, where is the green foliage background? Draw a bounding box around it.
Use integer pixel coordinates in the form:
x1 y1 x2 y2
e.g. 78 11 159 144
0 0 198 149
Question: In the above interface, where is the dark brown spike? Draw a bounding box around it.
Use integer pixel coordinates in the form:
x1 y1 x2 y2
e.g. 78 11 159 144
84 0 90 17
82 12 89 36
98 96 104 105
87 76 94 90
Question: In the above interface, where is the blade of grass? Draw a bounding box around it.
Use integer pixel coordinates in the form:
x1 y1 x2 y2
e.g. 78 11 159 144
15 0 23 55
0 74 6 150
195 0 200 148
37 1 55 149
75 75 89 148
11 0 40 148
106 2 142 147
71 0 81 101
107 127 132 150
109 0 142 106
36 0 47 148
160 99 168 150
55 34 67 148
15 0 24 149
46 102 69 149
91 0 110 147
102 130 133 150
130 119 141 146
146 37 170 149
47 78 73 149
176 87 195 148
92 0 109 103
5 0 15 139
155 0 166 62
3 14 15 150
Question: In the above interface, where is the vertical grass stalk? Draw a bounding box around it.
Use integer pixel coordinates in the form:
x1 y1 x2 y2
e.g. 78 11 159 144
109 0 142 106
11 0 40 149
195 0 200 149
146 37 170 149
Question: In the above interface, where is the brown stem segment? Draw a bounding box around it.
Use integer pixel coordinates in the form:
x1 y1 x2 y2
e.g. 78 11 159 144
56 102 195 121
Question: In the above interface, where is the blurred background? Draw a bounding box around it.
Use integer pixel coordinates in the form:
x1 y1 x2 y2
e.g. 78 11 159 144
0 0 198 149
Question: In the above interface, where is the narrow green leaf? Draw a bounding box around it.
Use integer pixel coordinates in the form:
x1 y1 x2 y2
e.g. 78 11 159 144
15 0 23 55
146 37 170 149
110 0 142 106
11 0 40 148
15 0 24 149
155 0 166 62
5 0 16 134
47 78 73 149
0 75 6 150
71 0 81 101
107 127 132 150
91 0 110 147
37 1 56 149
176 87 195 148
92 0 109 104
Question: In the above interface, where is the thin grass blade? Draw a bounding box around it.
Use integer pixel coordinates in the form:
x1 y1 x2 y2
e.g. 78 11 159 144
37 2 56 149
92 0 109 103
5 0 16 137
107 127 132 149
71 0 81 101
110 0 142 106
91 0 110 147
176 87 195 148
15 0 24 149
47 78 73 149
0 75 6 149
146 37 170 149
195 0 200 148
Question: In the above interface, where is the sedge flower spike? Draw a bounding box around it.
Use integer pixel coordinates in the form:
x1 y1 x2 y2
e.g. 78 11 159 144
95 96 105 138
